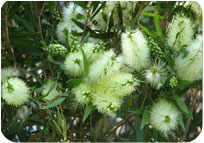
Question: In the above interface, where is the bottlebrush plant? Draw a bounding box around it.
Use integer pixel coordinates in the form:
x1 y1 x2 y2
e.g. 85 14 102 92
1 1 202 142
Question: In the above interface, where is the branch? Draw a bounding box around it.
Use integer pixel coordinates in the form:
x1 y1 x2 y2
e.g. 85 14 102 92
3 2 17 68
37 2 46 41
102 114 135 141
182 89 201 141
135 2 146 24
81 2 93 42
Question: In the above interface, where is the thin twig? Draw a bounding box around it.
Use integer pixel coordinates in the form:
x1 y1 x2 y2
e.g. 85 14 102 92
38 2 46 41
81 2 93 42
182 89 201 141
3 2 17 68
102 114 135 141
135 2 146 24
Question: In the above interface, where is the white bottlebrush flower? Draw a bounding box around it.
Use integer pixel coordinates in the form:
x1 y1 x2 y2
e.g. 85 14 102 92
56 21 69 43
83 42 104 63
167 15 193 51
85 50 121 83
92 10 108 31
150 99 180 132
92 90 121 116
121 29 150 71
174 35 202 81
184 1 202 29
72 83 92 104
95 72 139 98
42 79 61 101
64 52 84 77
2 77 30 106
56 3 84 43
144 61 168 89
62 3 84 23
1 66 20 82
120 1 135 27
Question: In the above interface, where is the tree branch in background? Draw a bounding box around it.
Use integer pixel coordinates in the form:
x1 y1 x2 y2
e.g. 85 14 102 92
102 114 135 141
37 2 46 41
182 89 201 141
135 2 147 24
81 2 93 42
3 2 17 68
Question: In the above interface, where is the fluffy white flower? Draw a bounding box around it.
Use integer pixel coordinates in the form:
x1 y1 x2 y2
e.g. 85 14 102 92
92 90 121 116
56 21 69 43
121 29 150 71
95 72 139 98
42 79 61 101
56 3 84 43
64 52 84 77
150 99 180 132
83 42 104 63
85 50 121 83
174 35 202 81
167 15 193 51
144 61 167 89
62 3 84 23
72 83 92 104
1 67 20 82
2 77 30 106
92 10 108 31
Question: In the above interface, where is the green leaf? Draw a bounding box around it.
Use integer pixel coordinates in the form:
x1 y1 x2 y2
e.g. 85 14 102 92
178 115 185 131
73 1 86 9
110 25 124 30
53 120 63 135
63 28 69 49
72 19 95 33
173 94 189 114
143 13 165 18
79 45 89 76
164 52 174 68
91 1 106 19
154 17 163 38
14 15 32 32
47 55 64 69
140 106 150 129
180 45 188 58
40 40 48 48
30 97 43 109
83 103 94 122
153 128 158 141
67 78 83 89
91 2 100 14
81 32 90 44
136 116 144 142
137 21 156 38
42 98 66 109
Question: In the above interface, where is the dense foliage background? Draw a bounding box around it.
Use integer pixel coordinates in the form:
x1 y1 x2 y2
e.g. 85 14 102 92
1 1 202 142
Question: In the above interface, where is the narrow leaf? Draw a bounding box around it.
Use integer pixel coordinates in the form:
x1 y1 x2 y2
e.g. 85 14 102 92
143 13 165 18
83 104 94 122
178 115 185 131
173 94 189 114
67 78 83 89
140 106 150 129
80 47 89 76
42 98 65 109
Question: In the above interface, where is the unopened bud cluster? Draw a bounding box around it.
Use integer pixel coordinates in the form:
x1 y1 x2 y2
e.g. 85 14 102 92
70 34 81 52
52 9 62 21
46 44 67 55
169 76 178 88
92 42 106 53
148 38 165 58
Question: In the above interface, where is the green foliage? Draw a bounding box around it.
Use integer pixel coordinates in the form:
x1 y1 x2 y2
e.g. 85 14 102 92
1 1 202 142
